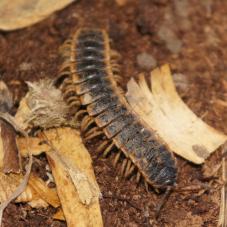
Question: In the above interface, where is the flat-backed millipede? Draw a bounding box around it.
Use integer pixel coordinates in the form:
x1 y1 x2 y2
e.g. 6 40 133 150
58 28 177 190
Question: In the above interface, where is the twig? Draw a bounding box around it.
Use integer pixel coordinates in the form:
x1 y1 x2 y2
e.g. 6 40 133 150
102 193 142 212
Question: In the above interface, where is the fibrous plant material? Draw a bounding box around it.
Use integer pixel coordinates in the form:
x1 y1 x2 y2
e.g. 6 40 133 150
58 28 177 190
0 0 76 31
126 64 227 164
15 79 72 131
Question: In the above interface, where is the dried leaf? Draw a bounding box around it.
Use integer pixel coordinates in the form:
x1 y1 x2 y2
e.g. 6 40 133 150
126 64 227 164
0 0 76 31
17 127 103 226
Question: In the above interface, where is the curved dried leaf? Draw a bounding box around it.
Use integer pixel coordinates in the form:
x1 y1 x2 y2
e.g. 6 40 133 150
126 64 227 164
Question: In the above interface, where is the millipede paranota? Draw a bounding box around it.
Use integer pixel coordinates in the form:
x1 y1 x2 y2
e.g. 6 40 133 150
58 28 177 190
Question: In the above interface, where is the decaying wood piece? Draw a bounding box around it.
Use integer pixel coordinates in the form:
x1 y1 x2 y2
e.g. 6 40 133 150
0 81 20 173
126 64 227 164
0 0 76 31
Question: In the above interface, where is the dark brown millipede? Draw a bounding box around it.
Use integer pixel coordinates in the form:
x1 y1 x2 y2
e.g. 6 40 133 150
58 28 177 191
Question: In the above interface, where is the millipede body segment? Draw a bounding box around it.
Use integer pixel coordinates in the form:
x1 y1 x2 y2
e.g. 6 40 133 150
59 28 177 189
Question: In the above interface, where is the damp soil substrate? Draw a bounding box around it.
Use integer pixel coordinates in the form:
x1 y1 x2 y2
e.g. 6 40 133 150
0 1 226 226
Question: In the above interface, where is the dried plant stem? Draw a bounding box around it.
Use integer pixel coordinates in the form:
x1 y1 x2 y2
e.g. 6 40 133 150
218 142 227 227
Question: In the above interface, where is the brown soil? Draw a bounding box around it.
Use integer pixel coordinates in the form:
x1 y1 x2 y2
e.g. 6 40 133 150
0 0 226 226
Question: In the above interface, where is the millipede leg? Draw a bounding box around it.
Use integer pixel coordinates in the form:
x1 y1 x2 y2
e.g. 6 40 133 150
120 159 128 176
62 77 73 85
84 126 99 136
83 118 95 132
84 127 103 140
113 152 121 167
155 186 173 219
126 165 135 178
84 131 103 141
68 100 81 111
75 110 87 120
59 61 75 72
110 50 121 60
103 141 114 157
113 74 122 83
124 160 132 178
136 172 141 183
81 115 94 132
62 85 77 96
96 140 110 153
57 70 72 80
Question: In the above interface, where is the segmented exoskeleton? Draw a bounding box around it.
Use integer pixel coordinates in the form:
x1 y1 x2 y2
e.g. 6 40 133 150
58 28 177 190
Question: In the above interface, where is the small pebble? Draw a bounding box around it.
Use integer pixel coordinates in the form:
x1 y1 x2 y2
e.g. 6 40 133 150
137 52 157 70
172 73 189 90
19 62 33 71
132 194 141 200
158 25 182 54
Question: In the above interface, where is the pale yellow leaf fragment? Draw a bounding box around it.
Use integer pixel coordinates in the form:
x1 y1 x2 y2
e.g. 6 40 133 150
0 0 76 31
126 64 227 164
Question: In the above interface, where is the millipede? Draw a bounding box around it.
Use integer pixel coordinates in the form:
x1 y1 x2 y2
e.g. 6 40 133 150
57 28 177 191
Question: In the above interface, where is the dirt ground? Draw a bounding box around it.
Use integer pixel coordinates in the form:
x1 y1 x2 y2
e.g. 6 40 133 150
0 0 226 226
